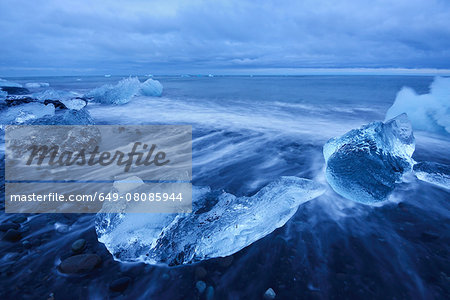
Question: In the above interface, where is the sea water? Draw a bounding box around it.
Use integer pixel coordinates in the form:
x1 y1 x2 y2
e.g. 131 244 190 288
0 75 448 299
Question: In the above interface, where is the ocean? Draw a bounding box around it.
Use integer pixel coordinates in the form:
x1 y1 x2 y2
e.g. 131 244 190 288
0 75 449 299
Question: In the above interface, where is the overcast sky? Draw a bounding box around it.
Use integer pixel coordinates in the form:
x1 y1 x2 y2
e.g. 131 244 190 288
1 0 449 76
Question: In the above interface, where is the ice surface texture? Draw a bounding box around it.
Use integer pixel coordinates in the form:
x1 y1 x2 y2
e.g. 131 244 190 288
414 162 450 190
96 176 325 265
86 77 163 105
323 114 415 204
0 102 55 124
386 77 450 135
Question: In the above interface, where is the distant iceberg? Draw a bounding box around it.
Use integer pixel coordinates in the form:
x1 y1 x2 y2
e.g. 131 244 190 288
96 177 325 265
323 114 415 204
86 77 163 105
386 77 450 135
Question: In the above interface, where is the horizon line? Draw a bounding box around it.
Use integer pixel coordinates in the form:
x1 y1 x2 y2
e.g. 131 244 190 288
2 67 450 78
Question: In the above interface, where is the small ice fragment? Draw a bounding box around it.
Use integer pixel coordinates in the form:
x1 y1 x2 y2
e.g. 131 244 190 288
386 76 450 135
60 98 87 110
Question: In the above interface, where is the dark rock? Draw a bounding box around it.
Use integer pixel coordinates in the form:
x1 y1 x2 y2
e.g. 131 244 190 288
43 99 67 109
71 239 86 253
4 96 34 106
0 223 19 232
12 216 27 224
3 229 21 241
4 95 88 111
59 254 101 274
0 86 30 95
109 277 131 292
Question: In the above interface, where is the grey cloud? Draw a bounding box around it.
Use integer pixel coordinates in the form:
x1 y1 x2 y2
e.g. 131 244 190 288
0 0 449 75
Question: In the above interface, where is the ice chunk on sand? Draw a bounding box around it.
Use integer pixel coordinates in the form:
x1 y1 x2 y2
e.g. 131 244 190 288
86 77 163 104
414 162 450 190
25 82 50 88
86 77 141 105
386 76 450 135
96 176 325 265
323 114 415 204
140 78 163 97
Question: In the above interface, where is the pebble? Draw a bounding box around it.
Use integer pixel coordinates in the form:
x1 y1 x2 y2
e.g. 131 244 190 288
3 229 21 241
71 239 87 253
110 277 131 292
59 254 101 274
205 286 214 300
263 288 276 300
196 281 206 294
22 240 32 249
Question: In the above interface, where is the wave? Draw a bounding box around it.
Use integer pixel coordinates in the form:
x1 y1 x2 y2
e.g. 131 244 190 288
25 82 50 88
386 76 450 135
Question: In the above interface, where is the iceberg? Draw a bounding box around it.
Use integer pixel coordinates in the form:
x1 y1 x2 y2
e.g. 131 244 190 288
86 77 163 105
86 77 141 104
414 162 450 190
96 176 325 265
323 114 415 204
386 77 450 135
140 78 163 97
